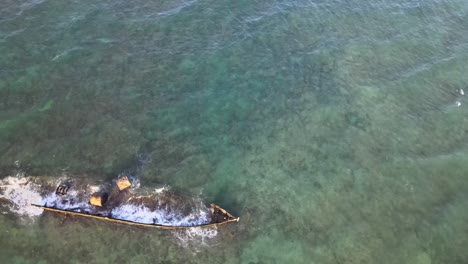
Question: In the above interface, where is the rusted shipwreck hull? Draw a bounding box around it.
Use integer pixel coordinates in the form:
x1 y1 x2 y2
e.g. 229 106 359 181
31 203 239 230
31 176 239 229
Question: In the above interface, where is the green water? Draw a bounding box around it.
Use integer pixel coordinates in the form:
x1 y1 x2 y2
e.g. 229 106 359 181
2 0 468 263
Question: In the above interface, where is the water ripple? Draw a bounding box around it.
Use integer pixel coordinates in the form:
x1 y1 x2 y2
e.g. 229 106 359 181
0 0 46 23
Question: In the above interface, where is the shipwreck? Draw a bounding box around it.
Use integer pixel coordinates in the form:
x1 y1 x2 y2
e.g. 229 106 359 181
31 176 239 229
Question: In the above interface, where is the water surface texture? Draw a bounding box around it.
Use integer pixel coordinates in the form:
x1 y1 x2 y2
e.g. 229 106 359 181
1 0 468 263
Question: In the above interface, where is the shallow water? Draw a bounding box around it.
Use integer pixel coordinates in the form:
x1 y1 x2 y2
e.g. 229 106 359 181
1 0 468 263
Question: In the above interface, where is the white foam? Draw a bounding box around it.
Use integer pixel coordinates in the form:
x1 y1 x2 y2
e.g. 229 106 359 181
172 226 218 249
87 185 100 193
41 192 92 212
154 186 168 194
0 176 43 217
0 176 99 217
111 203 210 226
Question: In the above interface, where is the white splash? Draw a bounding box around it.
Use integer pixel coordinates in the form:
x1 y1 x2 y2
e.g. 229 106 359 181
41 192 92 212
172 226 218 249
87 185 100 193
111 203 210 226
0 176 100 217
0 176 43 217
154 186 168 194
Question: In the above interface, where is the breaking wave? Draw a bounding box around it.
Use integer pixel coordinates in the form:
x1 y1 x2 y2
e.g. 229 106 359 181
111 203 210 226
0 176 44 217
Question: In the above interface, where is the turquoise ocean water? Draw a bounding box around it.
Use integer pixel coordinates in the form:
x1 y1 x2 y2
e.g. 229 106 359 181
1 0 468 263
